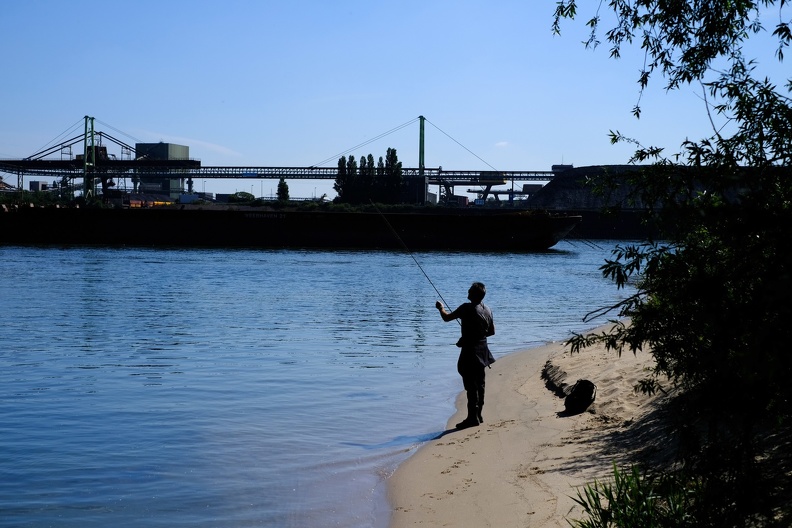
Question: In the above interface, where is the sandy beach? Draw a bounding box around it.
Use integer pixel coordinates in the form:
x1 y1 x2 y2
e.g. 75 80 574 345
388 326 666 527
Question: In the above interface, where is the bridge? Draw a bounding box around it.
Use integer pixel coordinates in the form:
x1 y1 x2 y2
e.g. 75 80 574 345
0 160 555 200
0 159 554 181
0 116 558 201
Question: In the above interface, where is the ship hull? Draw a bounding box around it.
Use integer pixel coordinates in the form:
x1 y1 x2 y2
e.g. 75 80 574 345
0 206 581 251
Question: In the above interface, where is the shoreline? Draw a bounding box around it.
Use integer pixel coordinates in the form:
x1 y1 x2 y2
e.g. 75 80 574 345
386 326 663 527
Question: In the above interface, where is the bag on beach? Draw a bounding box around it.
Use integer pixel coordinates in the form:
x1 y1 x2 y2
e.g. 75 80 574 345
564 379 597 414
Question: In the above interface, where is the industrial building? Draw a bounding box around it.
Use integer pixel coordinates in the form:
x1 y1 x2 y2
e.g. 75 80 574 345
133 142 190 200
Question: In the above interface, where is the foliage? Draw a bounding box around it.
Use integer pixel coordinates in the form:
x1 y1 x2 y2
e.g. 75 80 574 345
228 191 255 203
276 177 289 202
555 0 792 524
552 0 792 117
0 190 96 208
569 465 697 528
334 148 403 204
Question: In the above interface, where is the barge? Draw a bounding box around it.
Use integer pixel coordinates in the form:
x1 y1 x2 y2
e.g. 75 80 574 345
0 205 581 251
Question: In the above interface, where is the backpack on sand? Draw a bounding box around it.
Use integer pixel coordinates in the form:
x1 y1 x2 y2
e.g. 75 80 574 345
564 379 597 414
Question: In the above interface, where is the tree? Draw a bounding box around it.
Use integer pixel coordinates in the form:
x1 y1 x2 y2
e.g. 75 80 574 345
383 148 403 204
334 149 403 204
276 177 289 202
362 153 376 201
555 2 792 524
345 155 360 203
553 1 792 117
359 153 374 201
333 155 348 200
229 191 254 203
333 155 361 203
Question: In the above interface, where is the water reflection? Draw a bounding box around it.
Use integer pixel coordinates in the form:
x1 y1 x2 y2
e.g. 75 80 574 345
0 243 626 527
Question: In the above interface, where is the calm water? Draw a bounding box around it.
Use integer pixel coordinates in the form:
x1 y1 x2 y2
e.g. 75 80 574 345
0 241 628 527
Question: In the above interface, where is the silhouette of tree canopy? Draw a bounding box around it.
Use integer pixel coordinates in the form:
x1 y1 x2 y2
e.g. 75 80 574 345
556 2 792 525
334 148 403 204
276 177 289 202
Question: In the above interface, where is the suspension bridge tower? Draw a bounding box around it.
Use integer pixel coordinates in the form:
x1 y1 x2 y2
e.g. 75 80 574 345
418 115 425 177
83 116 96 198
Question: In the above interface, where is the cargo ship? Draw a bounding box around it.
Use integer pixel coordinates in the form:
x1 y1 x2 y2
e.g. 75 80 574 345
0 204 581 251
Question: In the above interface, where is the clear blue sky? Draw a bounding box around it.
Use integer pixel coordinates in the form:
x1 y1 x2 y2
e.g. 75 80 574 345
0 1 785 199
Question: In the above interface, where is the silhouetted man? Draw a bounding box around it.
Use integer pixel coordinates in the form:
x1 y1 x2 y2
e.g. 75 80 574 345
436 282 495 429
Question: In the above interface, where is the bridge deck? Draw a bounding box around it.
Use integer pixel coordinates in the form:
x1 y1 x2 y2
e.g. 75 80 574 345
0 159 554 182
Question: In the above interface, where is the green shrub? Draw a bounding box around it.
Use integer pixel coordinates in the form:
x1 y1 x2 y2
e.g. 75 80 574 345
569 465 696 528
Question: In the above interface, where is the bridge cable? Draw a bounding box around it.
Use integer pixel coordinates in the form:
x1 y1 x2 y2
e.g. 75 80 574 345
423 118 500 173
95 119 145 146
312 117 420 167
28 118 85 159
423 118 506 196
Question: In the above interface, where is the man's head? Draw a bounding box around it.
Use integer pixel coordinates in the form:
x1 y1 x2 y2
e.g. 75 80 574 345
468 282 486 303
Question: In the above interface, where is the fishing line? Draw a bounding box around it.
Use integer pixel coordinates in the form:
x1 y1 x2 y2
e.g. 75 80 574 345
370 202 459 322
566 237 606 251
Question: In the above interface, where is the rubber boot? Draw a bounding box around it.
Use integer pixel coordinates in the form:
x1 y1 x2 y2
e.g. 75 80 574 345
456 401 480 429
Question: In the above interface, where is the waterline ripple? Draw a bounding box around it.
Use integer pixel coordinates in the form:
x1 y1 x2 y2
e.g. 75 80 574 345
0 242 627 527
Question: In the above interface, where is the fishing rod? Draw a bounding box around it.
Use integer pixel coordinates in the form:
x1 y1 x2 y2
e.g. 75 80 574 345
370 202 459 321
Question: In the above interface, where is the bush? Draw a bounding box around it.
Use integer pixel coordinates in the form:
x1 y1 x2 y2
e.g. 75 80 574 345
569 465 696 528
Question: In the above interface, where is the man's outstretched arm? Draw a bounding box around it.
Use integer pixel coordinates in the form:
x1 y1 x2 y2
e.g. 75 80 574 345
435 301 456 322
